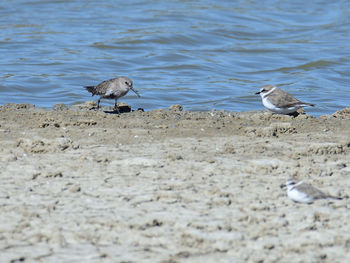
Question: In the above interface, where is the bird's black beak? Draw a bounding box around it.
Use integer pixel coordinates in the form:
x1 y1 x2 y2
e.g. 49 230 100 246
255 91 261 95
131 87 141 98
280 183 287 189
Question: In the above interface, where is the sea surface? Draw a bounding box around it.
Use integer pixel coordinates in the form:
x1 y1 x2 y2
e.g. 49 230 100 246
1 0 350 116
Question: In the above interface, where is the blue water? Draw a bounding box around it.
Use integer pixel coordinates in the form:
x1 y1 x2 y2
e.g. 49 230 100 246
1 0 350 115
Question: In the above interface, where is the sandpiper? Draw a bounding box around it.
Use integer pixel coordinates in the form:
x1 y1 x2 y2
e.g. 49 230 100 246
85 76 140 113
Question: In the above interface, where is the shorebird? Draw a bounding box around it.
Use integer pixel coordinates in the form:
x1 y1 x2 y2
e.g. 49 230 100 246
285 178 342 204
85 76 140 113
256 85 314 114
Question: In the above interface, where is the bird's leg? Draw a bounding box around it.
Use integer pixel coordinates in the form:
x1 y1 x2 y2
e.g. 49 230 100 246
97 98 101 109
114 99 120 114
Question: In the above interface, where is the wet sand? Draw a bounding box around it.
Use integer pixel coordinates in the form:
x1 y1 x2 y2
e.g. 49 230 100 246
1 103 350 263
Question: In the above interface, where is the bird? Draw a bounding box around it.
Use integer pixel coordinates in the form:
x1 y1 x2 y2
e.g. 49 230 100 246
285 178 342 204
256 85 314 114
85 76 140 113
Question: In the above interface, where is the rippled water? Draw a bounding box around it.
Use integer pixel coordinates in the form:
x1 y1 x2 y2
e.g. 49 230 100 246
1 0 350 115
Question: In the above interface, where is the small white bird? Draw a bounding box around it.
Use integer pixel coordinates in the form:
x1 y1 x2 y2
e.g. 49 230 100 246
256 85 314 114
286 178 342 204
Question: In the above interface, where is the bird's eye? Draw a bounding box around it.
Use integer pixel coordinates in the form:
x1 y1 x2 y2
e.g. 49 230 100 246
125 81 129 85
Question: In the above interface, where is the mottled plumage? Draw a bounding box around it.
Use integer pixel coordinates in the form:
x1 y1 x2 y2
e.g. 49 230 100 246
85 76 140 113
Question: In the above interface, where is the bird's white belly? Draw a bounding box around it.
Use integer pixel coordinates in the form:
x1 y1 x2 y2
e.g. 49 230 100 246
104 87 129 99
262 98 300 114
287 189 313 203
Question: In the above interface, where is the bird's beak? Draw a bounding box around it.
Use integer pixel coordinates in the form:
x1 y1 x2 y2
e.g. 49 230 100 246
280 183 287 189
255 91 261 95
131 87 141 98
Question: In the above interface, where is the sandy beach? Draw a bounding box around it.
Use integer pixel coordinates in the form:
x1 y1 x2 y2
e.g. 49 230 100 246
0 102 350 263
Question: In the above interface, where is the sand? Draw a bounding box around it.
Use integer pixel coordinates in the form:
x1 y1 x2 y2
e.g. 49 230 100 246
0 102 350 263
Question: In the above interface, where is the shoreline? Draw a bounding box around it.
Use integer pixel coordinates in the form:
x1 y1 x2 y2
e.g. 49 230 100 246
1 102 350 262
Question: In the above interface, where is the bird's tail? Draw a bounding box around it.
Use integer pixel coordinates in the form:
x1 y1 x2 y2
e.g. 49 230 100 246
300 102 315 107
329 195 342 200
306 102 315 107
85 86 96 96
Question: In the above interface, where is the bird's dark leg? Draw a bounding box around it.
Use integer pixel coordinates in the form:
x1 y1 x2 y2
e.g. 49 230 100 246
114 99 120 114
97 98 101 109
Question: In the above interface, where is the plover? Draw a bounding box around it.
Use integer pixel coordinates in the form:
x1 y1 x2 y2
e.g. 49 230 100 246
286 178 342 204
85 76 140 113
256 85 314 114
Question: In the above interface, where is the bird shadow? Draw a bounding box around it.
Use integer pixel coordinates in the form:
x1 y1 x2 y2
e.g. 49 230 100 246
103 106 144 114
287 112 300 117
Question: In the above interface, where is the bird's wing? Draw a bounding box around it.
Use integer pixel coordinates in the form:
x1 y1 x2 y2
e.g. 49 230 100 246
94 79 116 96
272 89 302 107
276 89 313 107
298 183 329 199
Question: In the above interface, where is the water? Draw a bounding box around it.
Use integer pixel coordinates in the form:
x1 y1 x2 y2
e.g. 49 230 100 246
1 0 350 116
